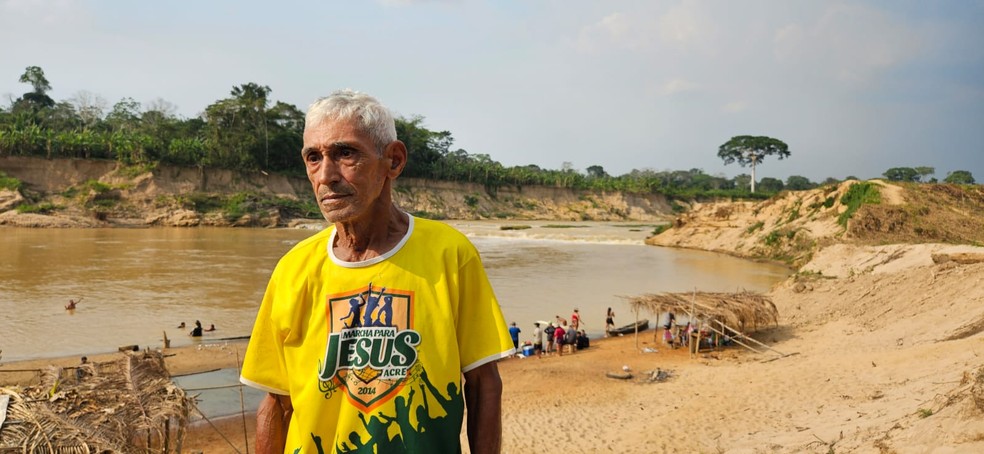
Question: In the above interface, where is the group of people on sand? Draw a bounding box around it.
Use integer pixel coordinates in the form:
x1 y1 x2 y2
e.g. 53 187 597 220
509 308 604 358
178 320 216 337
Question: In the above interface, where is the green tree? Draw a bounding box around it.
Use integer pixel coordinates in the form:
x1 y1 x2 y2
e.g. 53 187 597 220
14 66 55 112
882 167 919 182
943 170 975 184
396 115 445 179
586 165 608 178
785 175 815 190
106 97 142 132
204 83 272 169
733 173 752 191
43 101 81 132
19 66 51 94
265 101 305 172
758 177 784 193
717 135 790 193
711 173 735 190
231 82 272 167
138 100 181 163
914 166 935 182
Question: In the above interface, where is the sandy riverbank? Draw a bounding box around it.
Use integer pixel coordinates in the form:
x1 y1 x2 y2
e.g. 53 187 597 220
0 332 694 453
3 243 984 453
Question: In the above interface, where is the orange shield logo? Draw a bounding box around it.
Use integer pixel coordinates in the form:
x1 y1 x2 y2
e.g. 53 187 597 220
318 284 417 411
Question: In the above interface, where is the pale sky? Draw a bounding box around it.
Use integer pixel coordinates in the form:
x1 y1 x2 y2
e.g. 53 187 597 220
1 0 982 182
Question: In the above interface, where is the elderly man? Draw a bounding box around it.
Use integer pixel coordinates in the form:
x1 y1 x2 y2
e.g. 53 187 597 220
240 90 514 454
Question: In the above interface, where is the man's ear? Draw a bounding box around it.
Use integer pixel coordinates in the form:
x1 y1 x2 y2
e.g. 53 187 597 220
385 140 408 177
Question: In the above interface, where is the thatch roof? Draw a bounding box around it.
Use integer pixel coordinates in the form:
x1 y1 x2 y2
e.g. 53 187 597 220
0 351 191 453
623 291 779 333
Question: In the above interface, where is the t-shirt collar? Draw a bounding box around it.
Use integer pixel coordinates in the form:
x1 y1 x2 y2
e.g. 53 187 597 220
327 214 414 268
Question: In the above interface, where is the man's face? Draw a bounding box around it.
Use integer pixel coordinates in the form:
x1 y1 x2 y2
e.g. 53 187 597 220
302 118 392 224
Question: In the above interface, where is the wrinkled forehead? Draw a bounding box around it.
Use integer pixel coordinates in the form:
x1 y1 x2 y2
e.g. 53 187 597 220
302 117 370 145
304 116 364 135
301 119 387 159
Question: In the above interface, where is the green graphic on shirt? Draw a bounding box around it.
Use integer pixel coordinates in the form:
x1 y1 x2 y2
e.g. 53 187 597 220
310 434 325 454
334 368 464 453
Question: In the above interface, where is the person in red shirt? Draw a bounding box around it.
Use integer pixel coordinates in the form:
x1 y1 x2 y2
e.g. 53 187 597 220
553 322 567 357
570 308 581 330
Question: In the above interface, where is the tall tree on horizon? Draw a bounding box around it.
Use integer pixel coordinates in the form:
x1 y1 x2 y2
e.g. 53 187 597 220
717 135 790 193
14 65 56 115
203 82 272 170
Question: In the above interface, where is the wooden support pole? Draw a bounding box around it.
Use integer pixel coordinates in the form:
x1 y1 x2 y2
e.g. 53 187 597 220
713 320 788 357
654 305 661 344
692 331 699 358
705 324 764 354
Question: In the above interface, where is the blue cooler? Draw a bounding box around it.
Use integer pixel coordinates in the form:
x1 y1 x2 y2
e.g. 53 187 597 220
522 345 534 356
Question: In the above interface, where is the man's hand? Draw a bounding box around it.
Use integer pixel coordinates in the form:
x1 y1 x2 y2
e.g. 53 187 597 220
464 361 503 454
256 393 292 454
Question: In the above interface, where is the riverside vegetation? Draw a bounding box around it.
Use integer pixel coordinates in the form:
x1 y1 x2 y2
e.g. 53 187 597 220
0 65 875 210
1 65 980 235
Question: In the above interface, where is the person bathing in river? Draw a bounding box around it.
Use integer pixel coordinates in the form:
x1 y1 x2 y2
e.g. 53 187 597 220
605 307 615 336
190 320 203 337
65 297 82 310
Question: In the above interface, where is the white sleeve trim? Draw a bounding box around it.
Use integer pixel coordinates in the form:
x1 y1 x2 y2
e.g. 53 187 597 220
461 349 515 373
240 376 290 396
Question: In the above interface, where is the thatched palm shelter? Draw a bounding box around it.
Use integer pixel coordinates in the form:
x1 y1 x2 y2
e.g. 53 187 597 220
0 351 192 453
622 291 781 356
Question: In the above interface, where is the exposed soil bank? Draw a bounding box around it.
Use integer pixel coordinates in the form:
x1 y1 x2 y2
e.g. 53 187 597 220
0 156 673 228
648 179 984 267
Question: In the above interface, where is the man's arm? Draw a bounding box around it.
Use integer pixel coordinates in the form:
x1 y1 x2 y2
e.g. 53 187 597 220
256 393 292 454
463 361 503 454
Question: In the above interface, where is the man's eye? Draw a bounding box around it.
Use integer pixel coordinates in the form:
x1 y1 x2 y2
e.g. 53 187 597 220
305 153 322 163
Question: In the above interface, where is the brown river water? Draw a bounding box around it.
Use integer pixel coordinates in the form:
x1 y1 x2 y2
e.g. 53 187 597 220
0 221 791 362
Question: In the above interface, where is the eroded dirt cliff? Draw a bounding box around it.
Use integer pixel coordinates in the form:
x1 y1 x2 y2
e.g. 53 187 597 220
0 157 673 227
647 179 984 267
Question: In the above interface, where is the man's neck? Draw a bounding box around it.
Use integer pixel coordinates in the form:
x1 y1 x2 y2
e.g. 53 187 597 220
332 203 409 262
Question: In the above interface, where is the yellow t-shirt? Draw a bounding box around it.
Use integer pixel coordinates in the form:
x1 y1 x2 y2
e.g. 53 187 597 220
240 216 514 453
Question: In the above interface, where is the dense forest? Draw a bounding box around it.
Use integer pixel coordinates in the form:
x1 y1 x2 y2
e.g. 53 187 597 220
0 67 975 201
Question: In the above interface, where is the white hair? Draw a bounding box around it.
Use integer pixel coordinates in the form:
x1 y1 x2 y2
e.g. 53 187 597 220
305 89 397 154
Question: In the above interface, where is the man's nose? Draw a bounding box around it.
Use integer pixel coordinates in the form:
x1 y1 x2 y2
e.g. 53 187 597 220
313 159 340 184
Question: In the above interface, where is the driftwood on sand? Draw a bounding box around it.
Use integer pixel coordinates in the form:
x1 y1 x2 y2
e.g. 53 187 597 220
0 351 191 453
